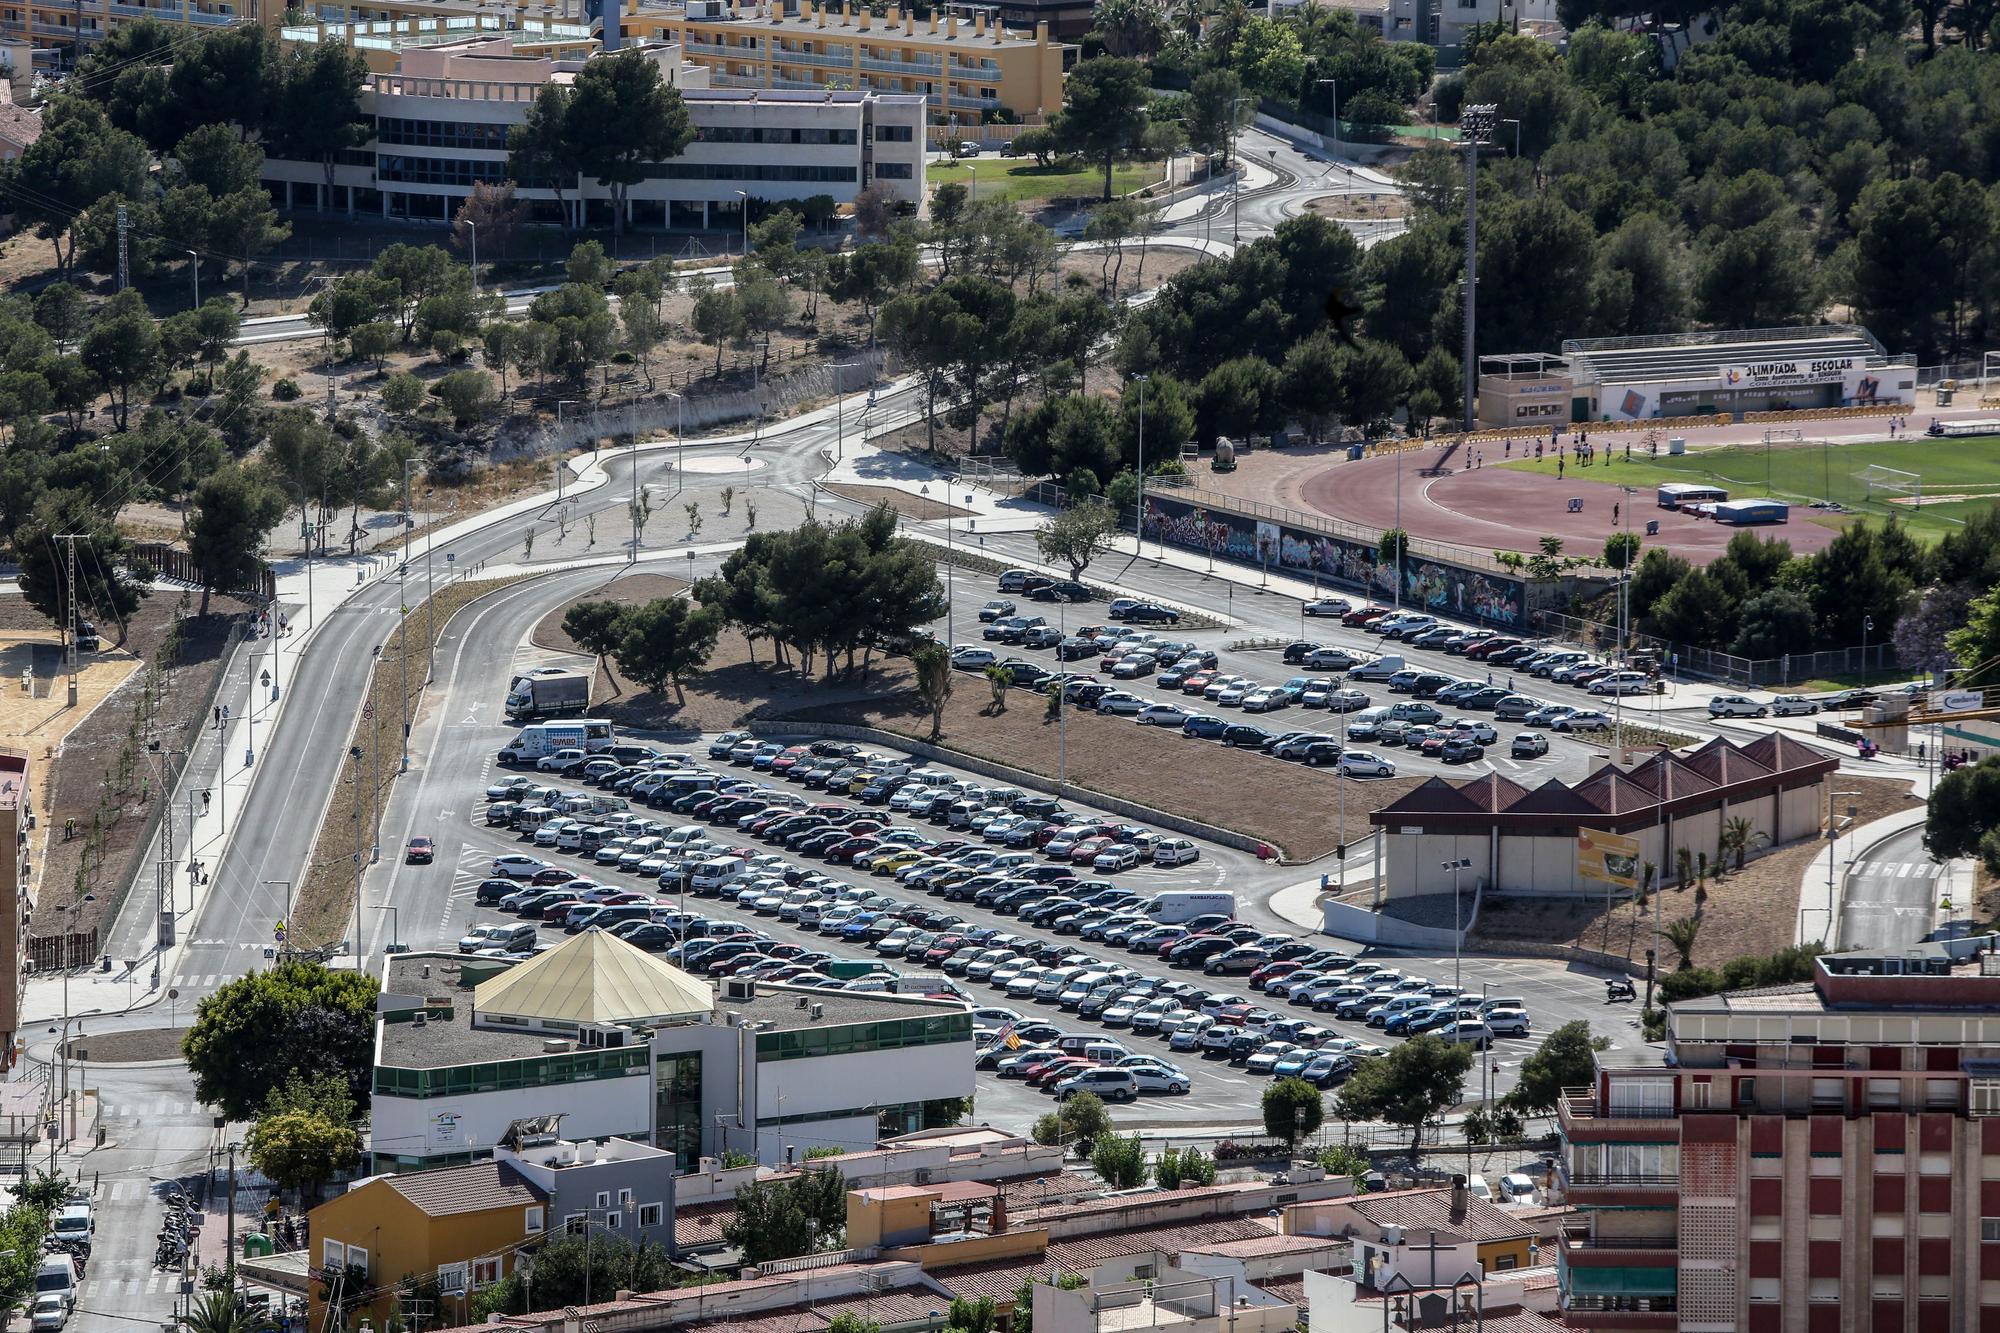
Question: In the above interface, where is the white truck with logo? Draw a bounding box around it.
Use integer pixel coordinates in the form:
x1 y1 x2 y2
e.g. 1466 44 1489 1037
499 720 616 765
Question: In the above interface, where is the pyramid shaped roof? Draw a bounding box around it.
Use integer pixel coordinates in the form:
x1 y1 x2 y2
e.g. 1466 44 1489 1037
474 928 712 1027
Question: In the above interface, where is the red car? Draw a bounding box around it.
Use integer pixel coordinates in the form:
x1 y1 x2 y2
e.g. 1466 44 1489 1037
1342 605 1392 627
769 746 812 772
530 866 574 885
1248 959 1303 988
405 836 435 864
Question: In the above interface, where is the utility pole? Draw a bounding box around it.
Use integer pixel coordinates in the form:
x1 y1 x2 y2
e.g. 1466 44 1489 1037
630 398 640 562
1459 105 1498 432
225 1142 238 1260
116 205 129 292
55 533 83 707
400 459 416 773
349 746 364 956
1132 374 1149 555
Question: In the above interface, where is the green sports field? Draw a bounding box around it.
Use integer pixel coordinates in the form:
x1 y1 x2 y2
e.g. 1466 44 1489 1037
1497 435 2000 541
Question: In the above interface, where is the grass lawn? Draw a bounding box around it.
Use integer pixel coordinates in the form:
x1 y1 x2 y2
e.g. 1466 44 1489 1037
1497 436 2000 541
929 158 1164 205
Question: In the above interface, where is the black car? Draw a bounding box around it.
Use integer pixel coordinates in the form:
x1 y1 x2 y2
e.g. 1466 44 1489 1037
1056 638 1100 661
1126 603 1181 625
1072 683 1117 708
1488 644 1536 666
612 923 678 950
476 877 520 904
1282 641 1323 665
1004 661 1053 688
1440 738 1486 763
1030 580 1093 603
1183 715 1230 740
1222 723 1273 748
1021 863 1076 884
1463 687 1511 710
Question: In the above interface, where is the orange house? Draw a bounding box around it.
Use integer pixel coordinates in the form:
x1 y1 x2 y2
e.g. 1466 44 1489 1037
308 1161 548 1328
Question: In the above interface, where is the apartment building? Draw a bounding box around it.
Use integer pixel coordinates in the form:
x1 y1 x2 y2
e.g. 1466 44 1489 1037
1558 934 2000 1332
262 33 925 225
651 0 1069 130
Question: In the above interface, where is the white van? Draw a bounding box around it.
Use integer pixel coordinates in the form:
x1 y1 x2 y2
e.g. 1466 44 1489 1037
35 1257 77 1313
691 857 748 892
1144 891 1235 923
661 824 709 849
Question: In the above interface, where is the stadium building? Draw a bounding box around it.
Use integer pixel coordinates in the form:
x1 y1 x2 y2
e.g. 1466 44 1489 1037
1477 326 1917 428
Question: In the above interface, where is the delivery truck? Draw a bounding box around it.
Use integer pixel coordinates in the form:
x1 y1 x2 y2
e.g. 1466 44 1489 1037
506 670 592 720
498 720 616 765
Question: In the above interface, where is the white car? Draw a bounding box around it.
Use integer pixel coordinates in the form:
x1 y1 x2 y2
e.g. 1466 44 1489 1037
1340 751 1395 778
1123 1062 1192 1094
492 854 548 878
1447 719 1498 744
1241 687 1291 713
951 646 998 670
1214 679 1257 707
1551 709 1615 732
1152 838 1200 867
1095 692 1147 716
1588 671 1653 696
1093 843 1142 871
1770 694 1821 716
1303 598 1350 618
1709 694 1768 718
537 748 587 772
1137 703 1193 727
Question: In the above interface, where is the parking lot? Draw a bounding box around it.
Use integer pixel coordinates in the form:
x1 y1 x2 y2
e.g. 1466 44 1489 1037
933 576 1700 792
440 727 1646 1133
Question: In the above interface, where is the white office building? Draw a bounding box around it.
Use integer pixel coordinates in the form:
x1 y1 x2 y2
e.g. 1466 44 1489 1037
369 932 975 1174
263 34 927 227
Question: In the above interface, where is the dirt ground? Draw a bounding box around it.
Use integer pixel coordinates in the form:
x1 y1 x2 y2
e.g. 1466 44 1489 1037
1 586 256 963
64 1027 188 1063
1308 195 1409 221
783 682 1420 862
532 576 912 737
820 483 973 519
1473 774 1922 968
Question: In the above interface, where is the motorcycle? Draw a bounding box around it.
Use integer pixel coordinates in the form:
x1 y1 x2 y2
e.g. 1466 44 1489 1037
1604 978 1637 1003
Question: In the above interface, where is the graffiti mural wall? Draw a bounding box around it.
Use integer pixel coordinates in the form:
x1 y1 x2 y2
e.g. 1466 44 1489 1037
1139 493 1526 629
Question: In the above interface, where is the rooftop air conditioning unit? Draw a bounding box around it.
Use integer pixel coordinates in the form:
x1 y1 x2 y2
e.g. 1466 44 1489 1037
724 978 757 1001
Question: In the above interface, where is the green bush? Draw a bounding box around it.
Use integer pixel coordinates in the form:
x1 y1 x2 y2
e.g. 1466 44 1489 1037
272 378 301 401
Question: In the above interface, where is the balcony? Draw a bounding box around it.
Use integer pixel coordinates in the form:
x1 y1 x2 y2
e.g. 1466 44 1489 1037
1559 1084 1679 1133
1564 1231 1679 1251
860 53 942 75
1563 1171 1678 1188
772 46 855 69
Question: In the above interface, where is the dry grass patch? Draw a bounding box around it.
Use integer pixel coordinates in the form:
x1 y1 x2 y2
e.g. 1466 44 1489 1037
820 483 974 520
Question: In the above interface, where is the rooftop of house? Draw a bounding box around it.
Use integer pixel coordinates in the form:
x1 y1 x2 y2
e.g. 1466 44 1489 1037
1665 934 2000 1018
666 0 1071 48
733 984 971 1031
1306 1186 1534 1248
352 1160 549 1219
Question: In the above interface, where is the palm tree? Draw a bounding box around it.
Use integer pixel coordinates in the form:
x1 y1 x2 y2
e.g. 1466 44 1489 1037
184 1290 270 1333
1637 860 1656 911
1721 816 1765 872
1674 847 1693 888
1663 915 1703 971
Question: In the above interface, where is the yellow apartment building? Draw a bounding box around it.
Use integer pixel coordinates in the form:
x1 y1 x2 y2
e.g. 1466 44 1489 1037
645 0 1070 129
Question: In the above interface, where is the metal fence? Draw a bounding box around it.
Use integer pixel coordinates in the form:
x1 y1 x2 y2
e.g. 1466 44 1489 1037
1167 484 1514 574
1532 608 1897 687
1915 361 1991 388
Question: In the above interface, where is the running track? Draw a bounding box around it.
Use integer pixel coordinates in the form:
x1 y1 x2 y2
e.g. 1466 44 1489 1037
1297 445 1839 561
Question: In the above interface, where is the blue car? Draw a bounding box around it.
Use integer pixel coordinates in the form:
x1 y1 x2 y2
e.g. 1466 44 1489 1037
840 912 883 941
1182 714 1229 740
1273 1048 1318 1078
1384 1006 1445 1036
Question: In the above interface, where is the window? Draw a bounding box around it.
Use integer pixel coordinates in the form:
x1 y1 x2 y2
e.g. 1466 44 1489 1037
1686 1080 1711 1110
1872 1275 1904 1299
602 1211 621 1230
323 1240 344 1272
1747 1278 1780 1302
346 1247 368 1278
566 1213 588 1235
1920 1275 1951 1300
618 1189 633 1205
525 1207 545 1233
877 124 914 141
1983 1218 2000 1243
1493 1254 1519 1271
595 1192 611 1209
1809 1278 1839 1302
473 1258 502 1289
437 1264 467 1295
876 162 913 179
1973 1081 2000 1117
640 1203 665 1227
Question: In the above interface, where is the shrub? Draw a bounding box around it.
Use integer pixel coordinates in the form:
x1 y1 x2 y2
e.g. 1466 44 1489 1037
272 378 302 401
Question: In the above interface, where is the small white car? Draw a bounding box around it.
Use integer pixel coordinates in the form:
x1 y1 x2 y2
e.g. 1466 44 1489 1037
1770 694 1821 716
1447 719 1498 744
1709 694 1769 718
1095 691 1148 716
1511 732 1549 758
1093 843 1142 872
491 854 547 878
1551 709 1615 732
1588 671 1653 696
951 645 998 670
30 1294 67 1332
1152 838 1200 867
1241 687 1291 713
1340 751 1396 778
1302 598 1350 618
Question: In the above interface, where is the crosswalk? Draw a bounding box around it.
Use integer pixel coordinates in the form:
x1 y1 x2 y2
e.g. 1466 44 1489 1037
85 1270 192 1297
166 975 226 990
1850 860 1942 880
101 1101 206 1122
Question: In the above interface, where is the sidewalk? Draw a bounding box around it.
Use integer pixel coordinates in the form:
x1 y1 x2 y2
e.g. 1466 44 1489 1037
1794 758 1969 948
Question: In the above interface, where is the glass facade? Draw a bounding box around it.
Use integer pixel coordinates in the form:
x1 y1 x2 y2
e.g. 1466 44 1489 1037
697 125 858 144
378 117 510 150
655 1051 704 1171
755 1012 972 1061
641 162 860 183
378 154 509 186
374 1046 649 1098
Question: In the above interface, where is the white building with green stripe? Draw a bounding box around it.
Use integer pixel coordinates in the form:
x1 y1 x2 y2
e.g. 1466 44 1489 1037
371 932 974 1175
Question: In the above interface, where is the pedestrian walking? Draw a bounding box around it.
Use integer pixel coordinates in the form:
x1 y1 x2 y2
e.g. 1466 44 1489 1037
1613 502 1620 523
1918 742 1926 762
1486 670 1494 685
201 789 211 814
222 704 230 723
213 706 222 727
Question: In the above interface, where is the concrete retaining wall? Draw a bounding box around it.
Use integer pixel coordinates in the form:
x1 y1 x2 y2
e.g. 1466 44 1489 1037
1319 884 1482 950
746 719 1281 859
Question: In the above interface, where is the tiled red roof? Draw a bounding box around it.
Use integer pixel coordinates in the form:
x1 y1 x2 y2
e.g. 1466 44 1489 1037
927 1254 1047 1303
1409 1304 1564 1333
1739 730 1841 776
1681 735 1775 785
679 1290 944 1333
1372 777 1496 817
1455 771 1531 812
1048 1216 1277 1267
1498 778 1604 818
1567 766 1661 816
1314 1187 1532 1246
675 1199 738 1249
1255 1276 1309 1311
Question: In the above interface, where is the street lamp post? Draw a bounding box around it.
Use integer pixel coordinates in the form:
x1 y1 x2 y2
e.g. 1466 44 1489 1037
1502 117 1521 157
1132 374 1149 555
186 250 199 310
1443 857 1472 991
1228 98 1254 241
1861 614 1874 685
1458 105 1499 432
373 903 400 957
465 220 479 296
734 190 751 257
1314 78 1338 144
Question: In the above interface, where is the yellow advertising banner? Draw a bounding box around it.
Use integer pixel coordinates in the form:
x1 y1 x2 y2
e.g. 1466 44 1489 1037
1577 828 1641 891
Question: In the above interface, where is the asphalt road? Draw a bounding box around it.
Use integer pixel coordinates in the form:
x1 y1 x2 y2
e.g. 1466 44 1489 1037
1835 822 1942 951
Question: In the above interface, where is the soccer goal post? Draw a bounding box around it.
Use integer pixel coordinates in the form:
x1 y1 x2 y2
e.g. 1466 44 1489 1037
1854 464 1922 508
